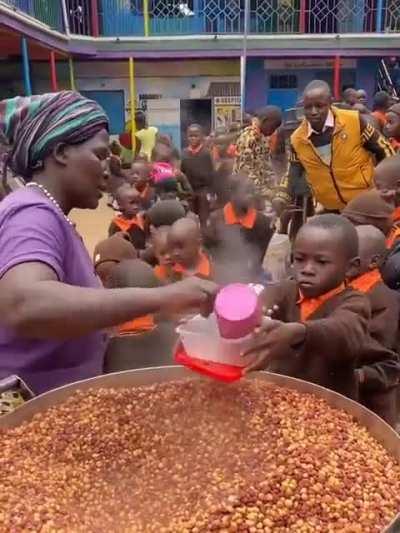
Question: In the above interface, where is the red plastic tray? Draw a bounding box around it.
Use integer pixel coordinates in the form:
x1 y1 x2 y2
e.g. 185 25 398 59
174 342 244 383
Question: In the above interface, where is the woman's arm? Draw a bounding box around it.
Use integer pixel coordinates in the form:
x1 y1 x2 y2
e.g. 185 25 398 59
0 262 217 339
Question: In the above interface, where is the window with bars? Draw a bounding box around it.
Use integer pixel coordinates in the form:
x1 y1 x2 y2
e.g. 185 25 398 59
270 74 298 89
66 0 92 35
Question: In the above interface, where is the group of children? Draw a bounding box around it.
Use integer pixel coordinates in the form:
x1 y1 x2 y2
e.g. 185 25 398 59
94 120 400 429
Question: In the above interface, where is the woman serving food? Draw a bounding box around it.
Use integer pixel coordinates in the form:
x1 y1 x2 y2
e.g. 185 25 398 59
0 91 216 395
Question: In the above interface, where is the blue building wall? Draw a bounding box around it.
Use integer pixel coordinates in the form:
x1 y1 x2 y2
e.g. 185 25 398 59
355 58 379 108
245 58 362 113
81 89 125 134
245 59 267 112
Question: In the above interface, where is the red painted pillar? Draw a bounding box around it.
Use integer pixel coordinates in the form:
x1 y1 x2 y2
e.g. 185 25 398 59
50 51 58 92
91 0 100 37
300 0 306 33
333 55 341 101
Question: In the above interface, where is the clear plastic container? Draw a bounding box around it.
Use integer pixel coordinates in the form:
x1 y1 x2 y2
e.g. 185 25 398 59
176 314 256 367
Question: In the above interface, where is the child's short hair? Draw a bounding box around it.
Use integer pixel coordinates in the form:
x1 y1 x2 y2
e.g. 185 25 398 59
115 182 133 202
110 140 122 156
94 233 137 286
108 259 160 289
152 142 173 163
169 216 201 243
135 110 146 129
146 199 186 228
228 172 253 194
374 154 400 187
304 214 359 260
356 225 387 267
342 189 393 236
187 123 203 134
157 133 173 147
94 233 137 267
155 179 179 199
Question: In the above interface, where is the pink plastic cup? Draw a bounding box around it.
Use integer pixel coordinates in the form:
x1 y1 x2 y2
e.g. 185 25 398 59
214 283 262 339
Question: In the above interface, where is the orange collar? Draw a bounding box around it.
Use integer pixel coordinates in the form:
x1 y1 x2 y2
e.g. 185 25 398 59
173 251 211 278
154 263 172 280
392 207 400 223
223 202 257 229
298 283 346 322
113 214 144 232
350 269 382 293
118 315 155 336
227 144 238 157
372 110 388 125
386 225 400 248
391 138 400 151
187 144 204 155
212 144 238 161
138 184 150 198
267 130 278 151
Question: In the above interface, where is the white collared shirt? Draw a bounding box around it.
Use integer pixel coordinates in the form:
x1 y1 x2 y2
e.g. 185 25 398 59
307 109 334 138
307 110 335 165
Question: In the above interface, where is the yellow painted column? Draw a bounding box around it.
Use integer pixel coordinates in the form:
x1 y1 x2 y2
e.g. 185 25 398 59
129 57 136 153
143 0 150 37
69 56 76 91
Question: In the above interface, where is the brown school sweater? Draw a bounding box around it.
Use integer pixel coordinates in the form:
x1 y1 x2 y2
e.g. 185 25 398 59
262 280 373 400
204 203 273 281
350 270 400 425
108 214 146 250
181 146 214 191
104 321 177 373
155 251 213 283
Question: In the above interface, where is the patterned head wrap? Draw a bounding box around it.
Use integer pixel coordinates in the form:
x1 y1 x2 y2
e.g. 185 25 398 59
0 91 109 179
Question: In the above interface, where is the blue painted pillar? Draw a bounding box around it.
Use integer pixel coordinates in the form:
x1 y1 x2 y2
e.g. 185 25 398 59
21 37 32 96
376 0 384 32
245 58 267 112
356 58 379 107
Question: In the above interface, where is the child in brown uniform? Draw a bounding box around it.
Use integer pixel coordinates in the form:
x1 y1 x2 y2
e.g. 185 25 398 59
93 232 137 287
181 124 214 226
152 226 173 282
127 160 155 208
350 225 400 426
140 199 187 267
205 175 274 284
384 103 400 151
374 155 400 288
342 189 394 240
244 214 371 400
104 259 177 372
108 183 146 250
166 217 213 281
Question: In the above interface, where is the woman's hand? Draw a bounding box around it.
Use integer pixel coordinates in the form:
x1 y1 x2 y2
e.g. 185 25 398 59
162 277 218 316
243 318 306 373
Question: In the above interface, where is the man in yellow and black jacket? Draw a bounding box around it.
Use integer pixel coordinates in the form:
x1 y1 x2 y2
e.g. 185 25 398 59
275 80 395 215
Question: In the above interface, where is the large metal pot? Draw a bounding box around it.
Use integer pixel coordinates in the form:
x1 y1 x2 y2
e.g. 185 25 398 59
1 367 399 532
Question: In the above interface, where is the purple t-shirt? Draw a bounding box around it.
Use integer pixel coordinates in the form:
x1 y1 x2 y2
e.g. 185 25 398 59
0 187 107 394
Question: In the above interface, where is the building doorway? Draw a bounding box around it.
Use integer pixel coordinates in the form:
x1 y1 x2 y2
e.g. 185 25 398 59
180 99 212 147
